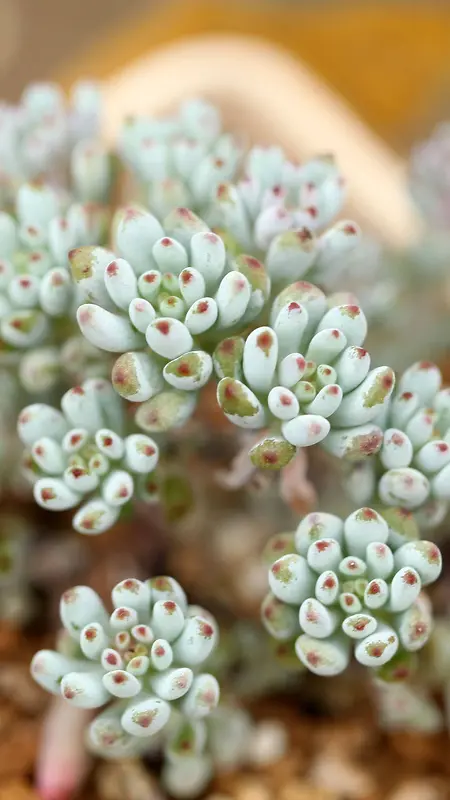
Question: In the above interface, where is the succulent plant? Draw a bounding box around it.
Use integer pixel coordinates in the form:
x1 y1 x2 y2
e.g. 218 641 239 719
343 361 450 528
206 151 360 274
262 508 441 676
216 281 395 469
0 81 105 202
119 98 242 219
70 204 271 431
31 577 220 774
18 379 160 533
0 179 112 392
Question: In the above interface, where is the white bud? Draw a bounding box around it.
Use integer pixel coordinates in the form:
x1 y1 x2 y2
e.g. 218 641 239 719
268 554 314 604
339 593 362 613
172 615 218 666
101 648 123 672
415 440 450 474
94 429 124 460
103 670 142 699
273 302 309 361
354 625 398 668
110 605 139 630
217 378 266 429
394 541 442 586
138 270 161 302
281 414 330 447
77 304 143 353
124 434 159 473
178 268 206 307
121 696 171 737
80 623 108 659
18 403 68 446
243 327 278 393
190 231 226 287
278 353 306 388
363 579 389 609
69 246 116 310
132 624 154 644
295 634 350 676
389 567 421 612
379 468 430 510
315 571 340 605
34 478 80 511
102 470 134 506
330 367 395 427
365 542 394 580
30 437 65 474
398 361 442 406
390 390 420 429
30 650 83 695
295 512 343 556
321 424 383 460
151 599 185 642
104 258 138 310
315 221 361 274
115 206 164 275
151 639 173 671
344 508 389 559
266 228 316 283
342 613 377 639
112 578 152 614
163 207 209 250
181 674 220 719
317 304 367 347
306 328 347 365
63 464 99 494
339 555 366 577
17 182 59 228
380 429 414 470
146 318 193 360
73 498 120 535
302 384 342 418
184 297 218 335
333 346 371 393
299 597 340 638
405 409 435 449
1 310 48 348
151 668 193 701
216 271 251 329
268 387 299 420
112 351 164 403
163 351 213 391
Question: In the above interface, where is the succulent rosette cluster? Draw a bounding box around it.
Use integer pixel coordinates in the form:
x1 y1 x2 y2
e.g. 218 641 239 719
120 99 362 287
262 508 442 677
119 98 242 219
0 80 106 200
70 204 271 432
31 577 220 794
216 280 395 469
0 179 111 393
18 379 160 533
344 361 450 528
206 147 361 274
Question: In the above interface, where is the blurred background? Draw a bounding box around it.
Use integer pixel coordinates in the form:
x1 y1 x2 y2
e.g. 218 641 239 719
2 0 450 151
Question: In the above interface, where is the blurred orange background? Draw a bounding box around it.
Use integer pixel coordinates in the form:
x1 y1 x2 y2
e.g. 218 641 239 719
2 0 450 154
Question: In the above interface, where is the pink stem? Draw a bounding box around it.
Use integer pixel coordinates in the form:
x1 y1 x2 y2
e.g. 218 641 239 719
36 697 92 800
